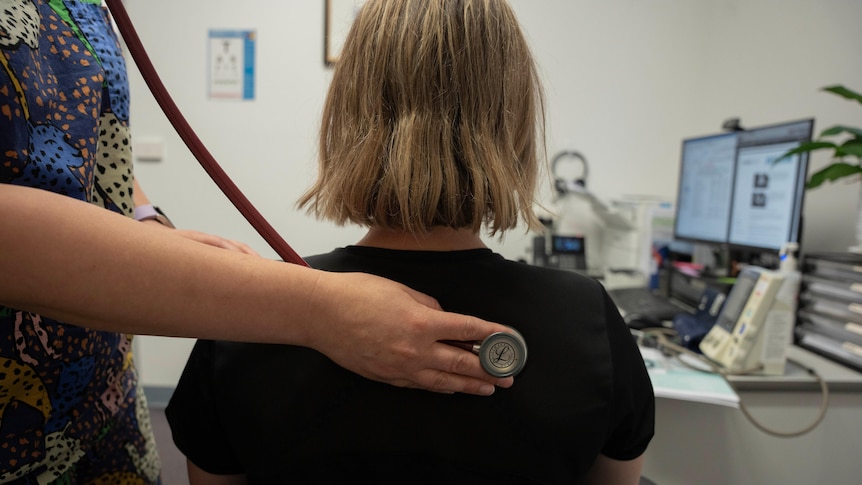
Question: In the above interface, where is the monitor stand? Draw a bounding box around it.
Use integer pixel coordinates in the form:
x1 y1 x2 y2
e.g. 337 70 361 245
692 243 731 278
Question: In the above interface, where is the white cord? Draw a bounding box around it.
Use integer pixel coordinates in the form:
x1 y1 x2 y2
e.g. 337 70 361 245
638 328 830 438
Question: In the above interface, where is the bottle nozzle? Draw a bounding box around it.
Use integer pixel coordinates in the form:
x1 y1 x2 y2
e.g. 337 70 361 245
779 242 799 272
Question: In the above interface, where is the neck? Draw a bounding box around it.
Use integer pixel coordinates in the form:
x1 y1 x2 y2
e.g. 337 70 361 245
356 227 486 251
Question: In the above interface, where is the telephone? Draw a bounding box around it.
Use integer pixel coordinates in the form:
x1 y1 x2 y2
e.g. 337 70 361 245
532 234 587 271
699 265 799 375
532 151 636 277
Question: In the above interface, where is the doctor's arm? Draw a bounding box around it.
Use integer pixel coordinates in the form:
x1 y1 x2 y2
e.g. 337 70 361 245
0 184 513 395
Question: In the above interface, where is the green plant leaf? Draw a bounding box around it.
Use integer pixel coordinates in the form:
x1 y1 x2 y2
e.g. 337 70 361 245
820 125 862 138
773 141 838 163
793 140 839 153
823 85 862 105
795 85 862 188
807 162 862 189
836 141 862 158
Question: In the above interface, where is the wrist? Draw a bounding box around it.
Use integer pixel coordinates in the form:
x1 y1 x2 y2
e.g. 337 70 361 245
134 204 175 228
290 267 334 348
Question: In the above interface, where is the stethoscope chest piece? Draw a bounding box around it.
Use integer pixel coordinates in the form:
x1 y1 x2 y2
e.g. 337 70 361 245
473 329 527 378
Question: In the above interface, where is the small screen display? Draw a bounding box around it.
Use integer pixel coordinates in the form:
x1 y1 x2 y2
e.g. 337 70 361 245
552 235 584 254
714 269 760 332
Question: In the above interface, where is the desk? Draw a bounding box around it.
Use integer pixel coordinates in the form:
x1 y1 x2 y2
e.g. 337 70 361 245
603 271 862 483
639 335 862 484
728 345 862 392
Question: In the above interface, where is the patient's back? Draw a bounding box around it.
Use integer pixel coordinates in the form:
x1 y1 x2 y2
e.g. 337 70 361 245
166 246 654 483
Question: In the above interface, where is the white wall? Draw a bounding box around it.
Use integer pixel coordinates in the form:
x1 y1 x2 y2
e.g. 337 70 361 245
122 1 862 386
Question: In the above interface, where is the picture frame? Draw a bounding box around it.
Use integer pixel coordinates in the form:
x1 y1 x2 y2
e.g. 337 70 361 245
324 0 366 65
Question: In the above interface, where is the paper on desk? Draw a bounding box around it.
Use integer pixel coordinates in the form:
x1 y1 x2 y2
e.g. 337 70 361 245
640 346 740 408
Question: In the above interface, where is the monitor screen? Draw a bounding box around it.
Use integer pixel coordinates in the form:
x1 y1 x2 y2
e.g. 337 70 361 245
673 132 739 244
727 119 813 252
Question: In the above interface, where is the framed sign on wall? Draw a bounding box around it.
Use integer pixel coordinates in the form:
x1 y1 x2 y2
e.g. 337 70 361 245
324 0 366 65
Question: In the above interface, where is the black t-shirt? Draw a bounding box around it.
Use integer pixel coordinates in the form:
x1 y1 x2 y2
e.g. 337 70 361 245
166 247 654 484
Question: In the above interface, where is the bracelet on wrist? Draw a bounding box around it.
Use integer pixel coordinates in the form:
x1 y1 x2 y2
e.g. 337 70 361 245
134 204 175 228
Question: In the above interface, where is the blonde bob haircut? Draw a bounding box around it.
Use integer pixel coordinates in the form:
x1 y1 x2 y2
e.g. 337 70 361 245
298 0 545 235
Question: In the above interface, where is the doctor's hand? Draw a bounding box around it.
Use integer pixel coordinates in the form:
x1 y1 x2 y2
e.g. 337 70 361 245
141 219 259 256
301 270 515 395
172 229 259 256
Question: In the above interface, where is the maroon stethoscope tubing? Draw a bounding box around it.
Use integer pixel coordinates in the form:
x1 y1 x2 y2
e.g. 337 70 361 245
104 2 531 372
104 0 308 267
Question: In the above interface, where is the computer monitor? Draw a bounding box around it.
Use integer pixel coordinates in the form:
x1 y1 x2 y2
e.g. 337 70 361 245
673 132 739 245
727 119 813 252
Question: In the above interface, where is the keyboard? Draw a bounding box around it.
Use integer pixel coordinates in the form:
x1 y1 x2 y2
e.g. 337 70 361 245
607 287 689 322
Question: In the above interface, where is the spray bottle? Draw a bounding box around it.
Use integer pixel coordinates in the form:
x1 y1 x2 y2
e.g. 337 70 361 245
759 242 802 374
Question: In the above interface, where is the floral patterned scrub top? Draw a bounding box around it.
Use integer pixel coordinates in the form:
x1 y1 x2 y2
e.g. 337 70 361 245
1 0 160 483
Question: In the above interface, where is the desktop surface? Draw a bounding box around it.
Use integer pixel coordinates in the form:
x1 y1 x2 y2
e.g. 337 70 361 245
605 263 728 328
607 286 691 328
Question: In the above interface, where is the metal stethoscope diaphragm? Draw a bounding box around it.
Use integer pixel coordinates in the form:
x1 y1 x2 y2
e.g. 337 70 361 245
471 328 528 378
442 327 527 378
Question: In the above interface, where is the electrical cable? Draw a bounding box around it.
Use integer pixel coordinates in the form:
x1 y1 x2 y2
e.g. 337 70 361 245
104 0 308 266
637 327 830 438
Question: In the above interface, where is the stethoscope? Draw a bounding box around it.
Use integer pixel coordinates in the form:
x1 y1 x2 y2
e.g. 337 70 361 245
443 328 528 378
473 329 528 378
104 0 527 377
105 0 305 267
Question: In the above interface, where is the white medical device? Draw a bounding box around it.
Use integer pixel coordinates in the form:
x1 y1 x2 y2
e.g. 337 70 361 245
699 258 800 375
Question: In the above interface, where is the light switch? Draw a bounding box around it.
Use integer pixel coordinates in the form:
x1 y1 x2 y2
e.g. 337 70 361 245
134 137 164 162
